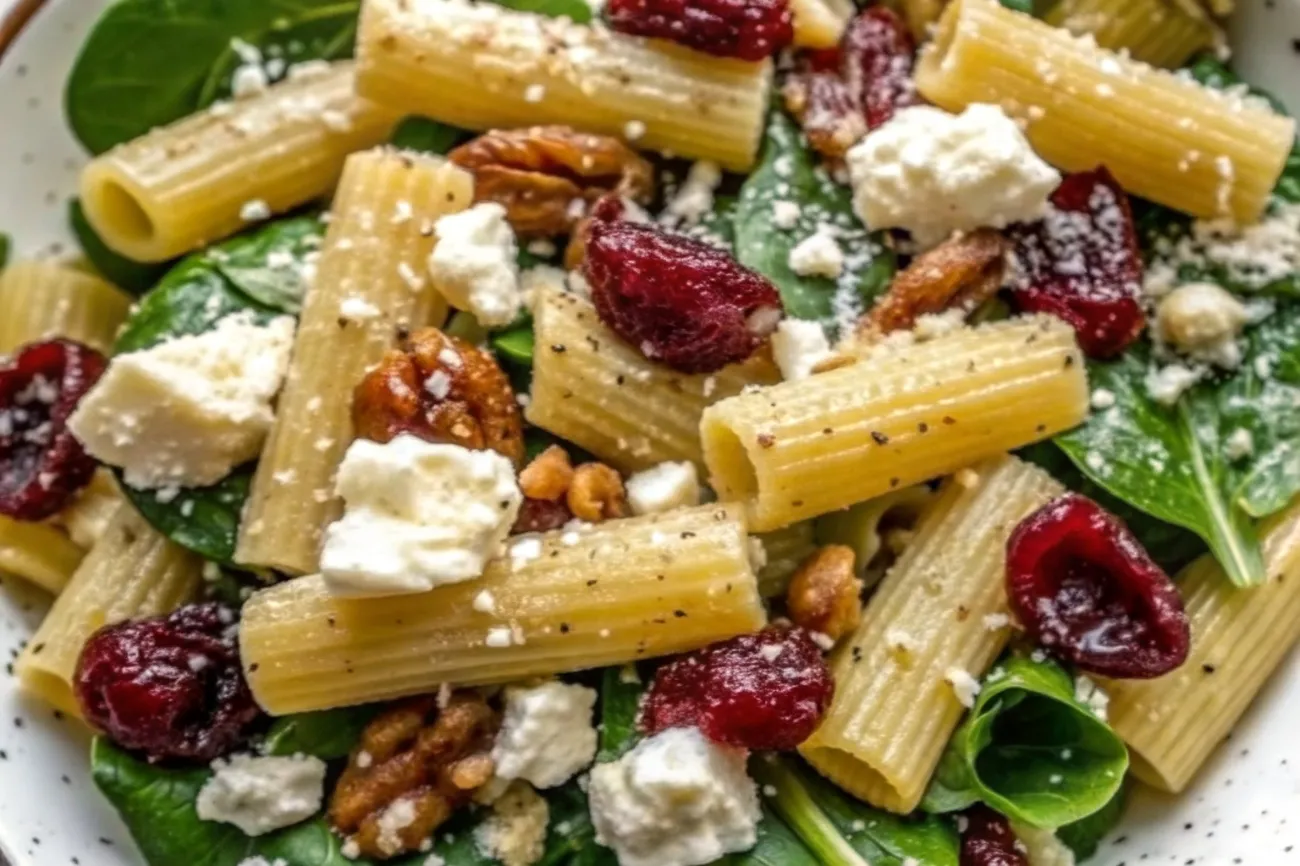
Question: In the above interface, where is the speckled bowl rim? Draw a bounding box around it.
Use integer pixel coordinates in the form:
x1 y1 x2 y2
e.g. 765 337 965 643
0 0 46 60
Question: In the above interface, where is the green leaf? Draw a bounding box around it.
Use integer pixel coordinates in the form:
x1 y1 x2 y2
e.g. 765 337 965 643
998 0 1035 13
596 666 644 762
1054 307 1300 587
213 215 326 313
0 233 9 270
66 0 361 155
263 706 383 761
125 469 253 564
69 199 171 295
717 807 819 866
390 116 470 154
700 194 739 249
754 756 959 866
492 324 536 368
487 0 593 21
734 110 895 322
1056 780 1129 860
921 655 1129 830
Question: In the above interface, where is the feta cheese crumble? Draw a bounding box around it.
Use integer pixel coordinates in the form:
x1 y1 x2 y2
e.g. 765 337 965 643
492 681 599 788
770 319 832 382
787 229 845 279
624 462 701 516
663 161 722 226
475 782 550 866
945 668 982 708
428 203 523 326
196 753 327 836
1154 282 1249 368
320 434 522 597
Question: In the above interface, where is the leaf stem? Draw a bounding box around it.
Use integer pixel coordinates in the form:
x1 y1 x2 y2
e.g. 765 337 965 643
751 756 872 866
1180 403 1264 586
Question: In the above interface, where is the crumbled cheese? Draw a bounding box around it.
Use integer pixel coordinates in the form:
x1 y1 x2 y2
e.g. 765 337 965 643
196 753 327 836
1144 362 1204 406
1145 202 1300 297
847 104 1060 247
320 435 522 597
1224 427 1254 461
523 83 546 103
982 613 1011 631
492 681 598 788
663 161 722 226
231 63 270 99
68 314 294 489
945 668 982 709
624 462 701 516
475 782 550 866
486 626 515 648
624 120 647 141
588 727 760 866
771 200 802 230
376 798 418 856
885 628 922 654
339 297 382 323
770 319 832 382
240 199 272 222
1090 388 1116 410
1074 675 1110 721
474 590 498 615
787 229 845 279
1154 282 1248 368
428 203 522 327
954 468 981 489
1010 822 1077 866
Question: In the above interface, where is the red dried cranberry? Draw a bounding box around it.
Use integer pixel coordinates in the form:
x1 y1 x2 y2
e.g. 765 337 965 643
841 7 919 131
604 0 793 61
585 221 783 374
1006 494 1190 679
961 806 1028 866
74 602 262 762
511 497 572 534
0 339 106 521
640 626 833 750
1008 168 1146 359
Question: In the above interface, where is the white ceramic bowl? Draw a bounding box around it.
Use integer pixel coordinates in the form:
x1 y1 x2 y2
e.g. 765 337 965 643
2 1 1300 864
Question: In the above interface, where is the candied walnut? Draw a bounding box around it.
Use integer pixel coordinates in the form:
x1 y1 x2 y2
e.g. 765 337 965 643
567 463 627 522
786 545 863 642
353 328 525 466
330 693 500 859
449 127 654 239
781 69 866 161
518 445 574 502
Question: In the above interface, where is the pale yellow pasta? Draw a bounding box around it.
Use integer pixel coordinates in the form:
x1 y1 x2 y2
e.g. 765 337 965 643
236 149 473 577
80 62 398 263
1105 502 1300 793
914 0 1294 222
14 506 202 716
240 504 766 715
54 469 126 551
0 518 84 595
800 456 1064 812
355 0 773 171
754 522 818 597
0 261 131 355
526 287 778 474
791 0 854 48
701 316 1088 532
1044 0 1217 68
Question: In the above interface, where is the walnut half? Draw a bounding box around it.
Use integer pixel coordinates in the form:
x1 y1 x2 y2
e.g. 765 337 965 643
786 545 863 642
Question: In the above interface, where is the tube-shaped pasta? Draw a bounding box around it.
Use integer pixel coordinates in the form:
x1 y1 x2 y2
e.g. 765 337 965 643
14 506 202 716
79 62 398 263
526 287 778 474
355 0 774 171
240 504 766 715
236 149 473 577
914 0 1294 223
791 0 854 48
754 522 818 597
1105 502 1300 792
701 316 1088 532
0 261 131 355
0 518 85 595
800 456 1064 813
1043 0 1217 68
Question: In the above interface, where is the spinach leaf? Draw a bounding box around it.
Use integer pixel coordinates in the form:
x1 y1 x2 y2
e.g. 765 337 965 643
69 199 170 295
492 322 536 368
1054 305 1300 587
127 470 254 565
921 655 1128 830
755 755 959 866
391 116 470 154
1056 780 1128 859
734 109 895 322
214 214 326 313
700 193 739 250
66 0 361 155
0 233 9 270
263 706 383 761
491 0 594 20
718 808 819 866
596 665 644 762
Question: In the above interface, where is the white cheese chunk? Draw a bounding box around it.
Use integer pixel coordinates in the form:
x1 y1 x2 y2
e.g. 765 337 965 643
475 782 550 866
492 681 599 789
428 203 522 327
320 434 522 597
624 462 701 516
68 314 294 489
847 104 1060 248
770 319 832 382
1144 362 1204 406
663 161 722 226
1154 282 1248 368
196 753 327 837
588 727 760 866
787 230 845 279
945 667 982 708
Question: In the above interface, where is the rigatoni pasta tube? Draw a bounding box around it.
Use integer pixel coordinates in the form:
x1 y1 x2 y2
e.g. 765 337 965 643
80 62 398 262
526 287 778 474
914 0 1294 222
701 315 1088 532
240 504 766 715
800 456 1064 813
236 149 473 577
0 518 85 595
1105 502 1300 793
790 0 853 49
1043 0 1217 68
0 261 131 355
14 506 202 716
355 0 773 172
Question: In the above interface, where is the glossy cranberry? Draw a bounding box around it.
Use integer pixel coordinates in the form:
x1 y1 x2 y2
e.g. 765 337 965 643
1007 494 1190 679
74 603 262 762
1009 167 1146 359
841 7 919 131
511 497 572 534
604 0 794 61
0 339 106 520
961 806 1029 866
641 626 833 750
585 221 783 374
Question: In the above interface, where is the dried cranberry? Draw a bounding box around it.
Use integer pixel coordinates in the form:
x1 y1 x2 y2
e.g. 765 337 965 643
604 0 793 61
841 7 919 131
585 221 783 374
1006 494 1190 679
1008 168 1146 359
511 497 572 534
0 339 106 521
961 806 1028 866
74 603 262 762
640 626 833 750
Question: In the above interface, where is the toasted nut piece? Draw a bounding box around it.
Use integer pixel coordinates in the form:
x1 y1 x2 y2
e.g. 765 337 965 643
782 71 867 161
330 692 500 859
786 545 863 642
519 446 574 502
450 126 655 238
567 463 627 522
353 328 526 466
